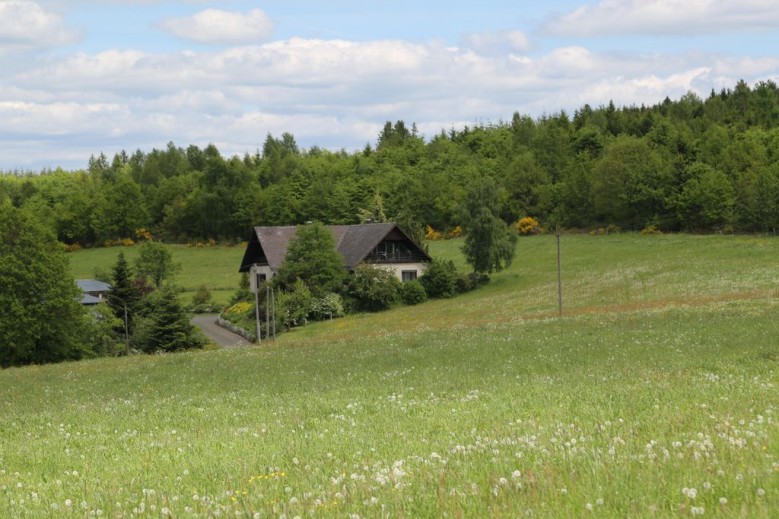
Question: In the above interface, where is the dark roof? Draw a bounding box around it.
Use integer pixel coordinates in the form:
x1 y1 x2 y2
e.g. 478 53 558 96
239 222 431 273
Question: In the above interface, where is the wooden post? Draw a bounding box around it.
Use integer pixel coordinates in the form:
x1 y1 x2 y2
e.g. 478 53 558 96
266 284 270 341
557 234 563 318
271 287 276 340
254 283 261 345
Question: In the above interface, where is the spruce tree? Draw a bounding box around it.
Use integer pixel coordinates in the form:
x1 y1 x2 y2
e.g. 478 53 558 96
135 286 202 353
106 251 141 338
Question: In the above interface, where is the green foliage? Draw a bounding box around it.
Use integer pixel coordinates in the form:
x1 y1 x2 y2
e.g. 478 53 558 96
274 222 347 297
0 203 90 367
132 286 204 353
135 240 178 288
277 279 313 329
399 279 427 305
309 292 345 321
82 303 124 357
345 264 401 312
106 251 142 337
419 258 459 298
460 178 517 274
675 163 736 231
7 81 779 245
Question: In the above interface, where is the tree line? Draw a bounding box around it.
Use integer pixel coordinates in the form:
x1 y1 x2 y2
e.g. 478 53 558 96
2 79 779 246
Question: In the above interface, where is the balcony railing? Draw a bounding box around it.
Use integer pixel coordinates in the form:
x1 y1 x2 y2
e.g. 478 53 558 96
364 251 427 263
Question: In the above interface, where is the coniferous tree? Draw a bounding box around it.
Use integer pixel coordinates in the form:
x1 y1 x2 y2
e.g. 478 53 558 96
107 251 141 340
134 286 203 353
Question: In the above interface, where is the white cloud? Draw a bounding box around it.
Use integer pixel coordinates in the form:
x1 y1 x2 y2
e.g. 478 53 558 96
159 8 274 44
2 35 779 168
545 0 779 36
461 29 531 56
0 0 81 50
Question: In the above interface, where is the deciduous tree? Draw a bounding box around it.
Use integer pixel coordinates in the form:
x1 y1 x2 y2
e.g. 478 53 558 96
0 203 89 366
460 179 517 274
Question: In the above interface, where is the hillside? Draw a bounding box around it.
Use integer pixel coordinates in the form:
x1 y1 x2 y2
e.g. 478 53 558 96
3 234 778 517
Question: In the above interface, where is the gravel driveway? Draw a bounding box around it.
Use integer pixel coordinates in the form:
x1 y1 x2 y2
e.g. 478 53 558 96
190 314 251 348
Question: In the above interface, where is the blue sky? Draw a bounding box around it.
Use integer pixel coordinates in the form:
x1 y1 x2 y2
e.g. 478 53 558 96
1 0 778 170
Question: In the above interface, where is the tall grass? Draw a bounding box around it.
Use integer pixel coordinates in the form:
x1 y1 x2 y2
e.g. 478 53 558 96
2 234 776 517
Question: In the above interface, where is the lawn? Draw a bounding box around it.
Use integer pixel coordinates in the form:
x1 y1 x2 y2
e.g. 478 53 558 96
3 233 777 517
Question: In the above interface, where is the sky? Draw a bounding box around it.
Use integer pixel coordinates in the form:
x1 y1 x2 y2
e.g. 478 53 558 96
1 0 778 170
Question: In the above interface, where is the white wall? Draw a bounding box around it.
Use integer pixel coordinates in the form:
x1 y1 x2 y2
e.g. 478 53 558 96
375 262 428 282
249 264 274 293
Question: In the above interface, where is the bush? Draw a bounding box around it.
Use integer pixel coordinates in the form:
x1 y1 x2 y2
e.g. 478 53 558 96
310 293 345 321
346 265 401 312
276 279 313 329
515 216 542 235
420 258 459 298
399 279 427 305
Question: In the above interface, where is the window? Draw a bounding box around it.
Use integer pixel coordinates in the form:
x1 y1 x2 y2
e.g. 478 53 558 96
256 273 267 289
402 270 417 282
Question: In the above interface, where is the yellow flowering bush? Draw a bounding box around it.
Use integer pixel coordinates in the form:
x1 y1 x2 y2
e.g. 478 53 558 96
515 216 542 235
447 225 463 239
223 301 253 316
425 225 443 241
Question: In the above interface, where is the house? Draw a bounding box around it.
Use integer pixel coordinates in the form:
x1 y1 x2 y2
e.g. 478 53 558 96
76 279 111 305
239 223 431 293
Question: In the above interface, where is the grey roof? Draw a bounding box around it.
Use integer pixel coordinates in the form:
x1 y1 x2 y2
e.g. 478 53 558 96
239 222 430 273
80 294 103 305
76 279 112 293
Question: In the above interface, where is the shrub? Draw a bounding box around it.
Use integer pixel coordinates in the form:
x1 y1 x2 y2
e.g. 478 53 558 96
190 284 218 313
515 216 542 235
420 258 459 298
424 225 443 241
345 265 401 312
399 279 427 305
447 226 463 239
310 293 345 321
277 279 313 329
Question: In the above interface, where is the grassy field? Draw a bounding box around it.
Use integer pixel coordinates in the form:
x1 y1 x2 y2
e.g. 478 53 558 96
3 234 778 517
68 244 246 306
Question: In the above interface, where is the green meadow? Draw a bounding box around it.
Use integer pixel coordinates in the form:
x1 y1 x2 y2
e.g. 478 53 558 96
1 234 777 517
68 244 246 306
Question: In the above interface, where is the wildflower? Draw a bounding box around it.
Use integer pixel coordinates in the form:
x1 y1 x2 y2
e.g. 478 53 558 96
65 499 73 508
682 487 697 499
512 470 521 479
585 503 593 511
719 497 727 505
757 488 765 497
691 506 705 515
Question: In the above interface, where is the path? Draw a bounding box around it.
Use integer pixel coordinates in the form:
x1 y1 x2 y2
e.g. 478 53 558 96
191 314 251 348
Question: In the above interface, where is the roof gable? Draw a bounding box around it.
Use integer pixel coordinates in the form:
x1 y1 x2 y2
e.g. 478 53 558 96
238 223 430 273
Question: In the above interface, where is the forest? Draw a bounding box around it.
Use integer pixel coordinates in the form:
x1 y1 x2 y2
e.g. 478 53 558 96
2 79 779 244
